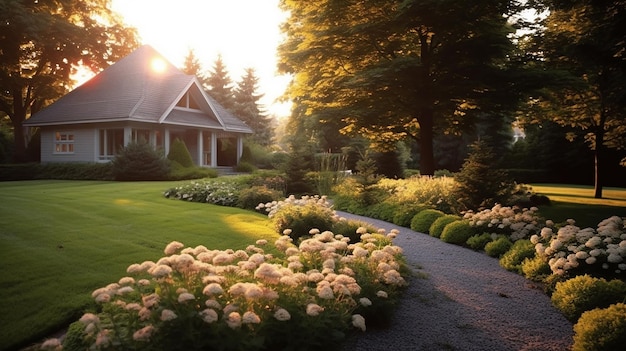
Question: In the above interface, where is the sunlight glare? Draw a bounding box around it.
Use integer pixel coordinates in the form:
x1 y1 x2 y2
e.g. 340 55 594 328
151 57 167 73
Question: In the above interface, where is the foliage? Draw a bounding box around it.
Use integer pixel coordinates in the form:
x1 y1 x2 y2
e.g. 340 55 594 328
429 215 462 239
0 162 114 181
572 303 626 351
237 186 283 211
375 176 456 213
205 54 235 110
463 204 543 241
499 239 536 273
451 140 516 212
440 221 476 245
259 195 337 242
484 236 513 258
233 68 274 146
111 142 170 181
551 275 626 322
167 165 218 181
532 216 626 279
167 138 194 168
235 161 257 173
392 203 429 228
331 219 378 245
410 209 444 234
0 0 139 162
58 231 407 351
466 233 494 251
278 0 525 175
164 179 242 207
521 255 552 282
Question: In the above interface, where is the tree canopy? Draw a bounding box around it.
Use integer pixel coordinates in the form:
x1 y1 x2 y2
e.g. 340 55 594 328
278 0 526 175
233 68 274 146
0 0 139 162
205 54 235 110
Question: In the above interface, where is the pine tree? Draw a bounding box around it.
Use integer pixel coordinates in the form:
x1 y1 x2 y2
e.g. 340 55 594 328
233 68 274 146
205 55 235 110
182 48 208 87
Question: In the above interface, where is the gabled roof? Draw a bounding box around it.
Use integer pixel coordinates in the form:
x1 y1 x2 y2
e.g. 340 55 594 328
24 45 252 134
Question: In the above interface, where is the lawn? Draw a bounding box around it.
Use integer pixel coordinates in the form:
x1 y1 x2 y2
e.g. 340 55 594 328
0 180 277 351
530 184 626 228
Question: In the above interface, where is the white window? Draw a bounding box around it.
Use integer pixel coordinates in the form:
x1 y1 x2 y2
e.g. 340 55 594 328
54 132 74 154
98 129 124 161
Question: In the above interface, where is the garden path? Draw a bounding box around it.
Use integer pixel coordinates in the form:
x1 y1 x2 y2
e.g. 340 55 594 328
338 211 574 351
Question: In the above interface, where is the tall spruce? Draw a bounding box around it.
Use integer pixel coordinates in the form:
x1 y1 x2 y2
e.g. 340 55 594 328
182 48 208 87
278 0 526 175
205 54 235 110
233 68 274 146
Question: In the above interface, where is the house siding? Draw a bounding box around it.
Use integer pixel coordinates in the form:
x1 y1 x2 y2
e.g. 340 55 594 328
40 127 96 163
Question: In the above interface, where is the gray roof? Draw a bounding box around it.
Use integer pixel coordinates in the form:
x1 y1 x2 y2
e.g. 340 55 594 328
24 45 252 134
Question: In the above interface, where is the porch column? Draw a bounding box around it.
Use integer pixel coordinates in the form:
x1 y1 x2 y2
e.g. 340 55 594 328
211 132 217 167
123 126 132 146
197 130 203 167
164 129 170 156
237 135 243 163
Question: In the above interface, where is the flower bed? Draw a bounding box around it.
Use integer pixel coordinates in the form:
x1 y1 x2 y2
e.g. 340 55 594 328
55 228 407 351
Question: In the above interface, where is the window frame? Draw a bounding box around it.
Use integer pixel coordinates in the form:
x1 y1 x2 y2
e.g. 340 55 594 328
54 131 75 154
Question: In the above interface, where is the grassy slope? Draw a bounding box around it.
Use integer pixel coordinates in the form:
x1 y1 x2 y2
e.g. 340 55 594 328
0 180 277 351
530 184 626 228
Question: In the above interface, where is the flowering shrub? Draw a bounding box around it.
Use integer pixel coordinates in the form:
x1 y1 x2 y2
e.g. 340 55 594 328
164 180 242 207
56 229 407 351
463 204 543 241
375 176 456 213
532 216 626 278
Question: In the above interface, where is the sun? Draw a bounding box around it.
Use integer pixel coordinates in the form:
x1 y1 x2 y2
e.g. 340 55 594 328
150 57 167 73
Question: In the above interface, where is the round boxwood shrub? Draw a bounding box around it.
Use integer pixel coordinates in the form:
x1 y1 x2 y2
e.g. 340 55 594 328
466 233 493 251
429 214 460 238
521 255 552 282
392 203 428 228
271 203 335 242
237 185 283 210
551 275 626 322
484 236 513 257
440 220 475 245
111 142 170 180
410 209 444 234
499 239 536 273
167 138 194 168
573 303 626 351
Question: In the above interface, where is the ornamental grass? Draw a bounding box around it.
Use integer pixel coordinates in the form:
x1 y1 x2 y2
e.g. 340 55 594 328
53 227 407 351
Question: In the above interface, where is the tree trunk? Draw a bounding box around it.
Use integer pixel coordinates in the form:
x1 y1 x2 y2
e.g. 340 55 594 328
418 110 435 176
594 142 604 199
10 107 28 163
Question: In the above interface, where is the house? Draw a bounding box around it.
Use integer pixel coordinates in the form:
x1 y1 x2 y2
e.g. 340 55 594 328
23 45 253 167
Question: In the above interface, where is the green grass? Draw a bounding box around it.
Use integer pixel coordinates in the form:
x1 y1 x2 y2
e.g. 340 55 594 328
0 180 277 351
530 184 626 228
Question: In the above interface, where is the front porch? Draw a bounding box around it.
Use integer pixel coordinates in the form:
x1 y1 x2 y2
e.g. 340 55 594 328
165 129 243 168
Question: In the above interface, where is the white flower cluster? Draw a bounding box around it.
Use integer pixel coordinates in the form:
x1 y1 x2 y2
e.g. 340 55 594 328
463 204 542 241
256 194 335 219
70 228 406 349
164 180 240 206
532 216 626 275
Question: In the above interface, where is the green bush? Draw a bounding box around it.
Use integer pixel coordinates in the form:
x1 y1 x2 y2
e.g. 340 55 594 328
332 219 378 244
111 142 170 181
167 138 194 168
484 236 513 257
440 220 475 245
271 203 336 242
237 185 283 210
235 161 257 173
499 239 536 273
365 202 400 223
466 233 493 250
167 164 218 180
552 275 626 322
392 203 428 228
429 214 460 238
521 255 552 282
573 303 626 351
410 209 444 233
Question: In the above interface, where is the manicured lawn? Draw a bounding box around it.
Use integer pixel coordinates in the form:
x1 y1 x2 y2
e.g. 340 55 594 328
0 180 277 351
531 184 626 228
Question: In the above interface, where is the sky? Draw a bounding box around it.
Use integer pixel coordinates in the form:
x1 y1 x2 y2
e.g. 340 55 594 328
108 0 292 118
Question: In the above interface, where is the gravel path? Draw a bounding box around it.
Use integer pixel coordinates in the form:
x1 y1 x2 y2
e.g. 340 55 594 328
338 211 574 351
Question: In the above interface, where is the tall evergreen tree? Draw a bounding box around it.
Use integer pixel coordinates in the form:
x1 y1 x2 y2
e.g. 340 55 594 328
182 48 208 87
278 0 527 175
0 0 139 162
205 54 235 110
233 68 274 146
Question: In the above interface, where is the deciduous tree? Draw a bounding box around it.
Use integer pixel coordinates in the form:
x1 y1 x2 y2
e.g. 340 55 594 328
0 0 139 162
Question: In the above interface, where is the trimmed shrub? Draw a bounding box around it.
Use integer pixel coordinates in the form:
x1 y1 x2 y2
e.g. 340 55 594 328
440 220 475 245
484 236 513 258
466 233 493 251
332 219 378 244
235 161 257 173
237 185 283 210
365 202 400 223
111 142 170 181
167 138 194 168
573 303 626 351
392 203 428 228
429 214 461 238
521 255 552 282
551 275 626 322
499 239 536 273
410 209 444 233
